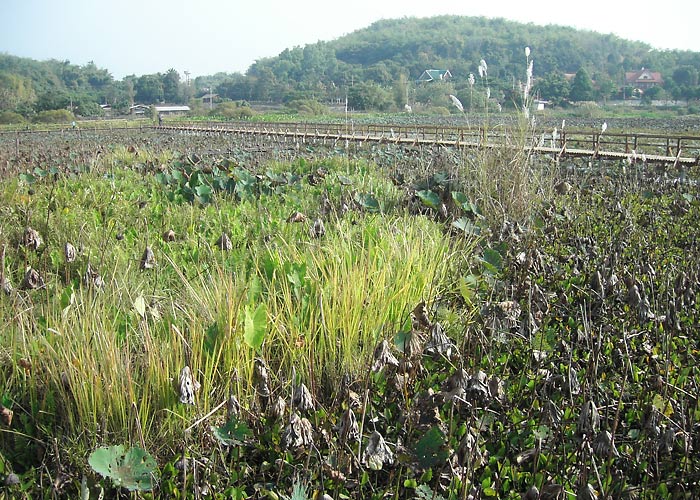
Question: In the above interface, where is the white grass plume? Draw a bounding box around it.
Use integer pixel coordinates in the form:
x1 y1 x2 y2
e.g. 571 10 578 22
449 94 464 113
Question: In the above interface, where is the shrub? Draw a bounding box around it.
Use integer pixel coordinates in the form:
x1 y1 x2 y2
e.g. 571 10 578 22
34 109 75 123
210 101 254 120
285 99 328 116
0 111 27 124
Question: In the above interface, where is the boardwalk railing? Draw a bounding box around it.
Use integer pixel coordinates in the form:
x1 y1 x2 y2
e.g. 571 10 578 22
161 121 700 166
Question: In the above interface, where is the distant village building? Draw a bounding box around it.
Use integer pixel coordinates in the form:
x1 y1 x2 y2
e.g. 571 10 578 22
417 69 452 83
200 93 219 102
625 68 664 91
154 105 191 116
129 104 151 116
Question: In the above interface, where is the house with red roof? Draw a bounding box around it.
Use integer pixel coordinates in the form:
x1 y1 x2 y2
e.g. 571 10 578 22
625 68 664 91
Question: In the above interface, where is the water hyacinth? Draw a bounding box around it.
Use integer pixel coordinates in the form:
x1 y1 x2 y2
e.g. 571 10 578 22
449 94 464 113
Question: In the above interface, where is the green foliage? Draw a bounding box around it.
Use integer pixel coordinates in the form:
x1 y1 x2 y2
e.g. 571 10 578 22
243 303 267 351
0 111 26 124
212 416 253 446
348 82 393 111
211 101 255 120
284 99 328 115
88 445 158 492
569 68 594 101
33 109 74 123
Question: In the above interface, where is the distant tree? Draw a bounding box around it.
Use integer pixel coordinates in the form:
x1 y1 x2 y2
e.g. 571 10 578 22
0 72 36 112
35 90 70 111
0 111 27 124
347 82 393 111
533 72 569 106
34 109 74 123
135 74 163 103
210 101 254 120
392 73 409 109
641 85 664 103
569 68 594 101
216 75 253 101
594 75 617 103
162 68 181 103
672 66 699 87
413 81 454 109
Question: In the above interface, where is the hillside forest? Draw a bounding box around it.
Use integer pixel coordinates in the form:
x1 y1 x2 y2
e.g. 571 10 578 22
2 15 700 121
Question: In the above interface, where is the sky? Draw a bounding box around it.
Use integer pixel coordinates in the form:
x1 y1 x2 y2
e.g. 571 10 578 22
1 0 698 79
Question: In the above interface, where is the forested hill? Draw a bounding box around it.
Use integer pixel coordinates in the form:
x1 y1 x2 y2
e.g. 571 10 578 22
234 16 700 106
2 15 700 120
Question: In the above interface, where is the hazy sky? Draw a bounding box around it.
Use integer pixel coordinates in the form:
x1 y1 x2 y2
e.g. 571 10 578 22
2 0 697 79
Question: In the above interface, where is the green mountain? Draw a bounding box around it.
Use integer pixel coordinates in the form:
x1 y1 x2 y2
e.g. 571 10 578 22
220 15 700 109
2 15 700 119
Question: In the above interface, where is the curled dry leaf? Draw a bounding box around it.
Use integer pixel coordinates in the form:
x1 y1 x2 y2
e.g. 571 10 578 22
64 242 77 263
577 400 600 437
590 269 604 299
178 366 200 405
287 211 307 223
22 227 42 251
216 232 232 251
337 408 359 443
523 486 539 500
455 428 484 469
0 245 11 295
21 267 45 290
254 358 270 409
292 381 314 413
162 229 176 242
84 263 104 288
140 246 156 270
403 329 425 358
371 339 399 373
0 403 13 426
281 412 314 449
411 301 431 330
554 180 572 195
593 430 618 458
268 396 287 422
3 473 19 486
425 322 457 358
576 484 598 500
227 394 240 419
362 431 394 470
1 274 12 295
310 218 325 238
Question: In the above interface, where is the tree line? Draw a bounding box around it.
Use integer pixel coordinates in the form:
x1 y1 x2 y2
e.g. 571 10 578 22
2 15 700 122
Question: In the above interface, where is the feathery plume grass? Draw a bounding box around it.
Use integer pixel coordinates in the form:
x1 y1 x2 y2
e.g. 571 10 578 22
449 94 464 113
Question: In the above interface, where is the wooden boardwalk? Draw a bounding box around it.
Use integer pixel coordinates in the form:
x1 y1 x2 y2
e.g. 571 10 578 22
160 121 700 166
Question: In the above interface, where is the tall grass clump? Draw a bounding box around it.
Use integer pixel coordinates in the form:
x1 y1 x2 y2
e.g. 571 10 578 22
0 153 477 477
459 48 556 226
